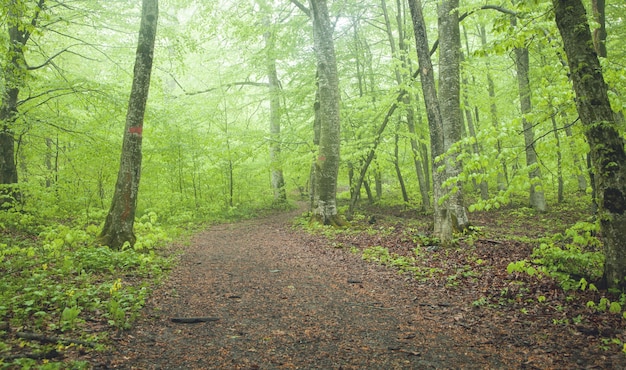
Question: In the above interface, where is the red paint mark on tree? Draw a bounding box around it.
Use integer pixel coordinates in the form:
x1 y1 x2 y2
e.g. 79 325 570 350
129 126 143 135
318 156 326 161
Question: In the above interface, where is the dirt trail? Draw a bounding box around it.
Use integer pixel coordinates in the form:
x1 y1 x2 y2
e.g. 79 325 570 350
93 209 517 369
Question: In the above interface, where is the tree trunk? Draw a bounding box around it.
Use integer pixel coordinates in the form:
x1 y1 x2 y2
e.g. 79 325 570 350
393 126 409 203
309 0 343 226
478 24 507 191
438 0 469 230
99 0 158 249
512 24 546 211
407 0 454 243
460 49 488 201
264 24 286 203
0 1 44 202
564 124 588 192
550 112 564 203
382 0 430 209
553 0 626 290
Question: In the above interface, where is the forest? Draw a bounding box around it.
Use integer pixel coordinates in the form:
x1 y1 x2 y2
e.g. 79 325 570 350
1 0 626 368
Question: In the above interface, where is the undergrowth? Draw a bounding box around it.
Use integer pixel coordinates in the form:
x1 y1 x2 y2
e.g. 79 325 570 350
0 206 173 368
0 196 294 368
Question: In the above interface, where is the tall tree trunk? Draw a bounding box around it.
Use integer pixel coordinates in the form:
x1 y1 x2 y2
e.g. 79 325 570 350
461 27 488 200
264 24 286 203
0 0 45 202
460 50 488 200
478 24 507 191
309 0 343 226
310 80 321 211
382 0 430 209
408 0 454 243
438 0 469 231
553 0 626 290
99 0 158 249
511 16 547 211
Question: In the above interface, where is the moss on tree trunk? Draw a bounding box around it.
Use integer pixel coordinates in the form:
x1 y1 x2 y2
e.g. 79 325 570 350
553 0 626 289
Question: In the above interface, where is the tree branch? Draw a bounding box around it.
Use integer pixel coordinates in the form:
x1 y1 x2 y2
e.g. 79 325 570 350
290 0 311 17
27 44 93 70
429 5 518 55
184 81 270 96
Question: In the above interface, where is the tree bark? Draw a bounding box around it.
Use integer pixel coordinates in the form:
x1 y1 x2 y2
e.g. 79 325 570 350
99 0 158 249
553 0 626 289
478 24 508 191
438 0 469 231
0 0 45 202
407 0 457 243
511 16 546 212
309 0 343 226
264 23 286 203
382 0 430 209
393 126 409 203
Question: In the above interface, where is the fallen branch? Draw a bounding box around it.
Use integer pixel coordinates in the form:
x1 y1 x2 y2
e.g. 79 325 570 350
2 349 60 361
170 317 220 324
16 331 96 348
479 238 503 245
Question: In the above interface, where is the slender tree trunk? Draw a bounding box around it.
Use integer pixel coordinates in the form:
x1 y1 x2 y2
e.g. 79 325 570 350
478 24 507 191
553 0 626 290
393 124 409 203
564 124 588 192
264 25 286 203
309 0 343 226
382 0 430 209
460 50 488 200
0 1 44 202
99 0 158 249
511 18 546 211
363 180 374 203
550 112 564 203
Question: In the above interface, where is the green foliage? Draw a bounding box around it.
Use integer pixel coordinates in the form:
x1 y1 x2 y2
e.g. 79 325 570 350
0 218 171 366
361 246 442 281
506 221 604 291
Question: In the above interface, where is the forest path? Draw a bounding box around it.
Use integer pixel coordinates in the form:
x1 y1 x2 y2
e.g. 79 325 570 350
95 207 511 369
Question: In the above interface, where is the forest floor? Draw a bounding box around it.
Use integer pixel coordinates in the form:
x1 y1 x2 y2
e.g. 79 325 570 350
84 201 626 369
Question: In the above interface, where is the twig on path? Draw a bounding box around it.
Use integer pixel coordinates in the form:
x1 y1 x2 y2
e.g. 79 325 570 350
350 304 395 310
170 317 220 323
478 238 503 245
388 346 421 356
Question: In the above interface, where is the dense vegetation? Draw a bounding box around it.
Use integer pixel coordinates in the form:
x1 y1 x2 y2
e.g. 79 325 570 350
1 0 625 367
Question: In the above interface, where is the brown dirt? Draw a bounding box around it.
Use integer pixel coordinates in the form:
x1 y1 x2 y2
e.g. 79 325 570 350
89 206 626 369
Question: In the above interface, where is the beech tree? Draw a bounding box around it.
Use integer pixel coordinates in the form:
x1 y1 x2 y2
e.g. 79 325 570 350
408 0 469 243
0 0 45 197
552 0 626 289
264 20 287 203
511 14 547 212
99 0 158 249
307 0 343 225
438 0 469 231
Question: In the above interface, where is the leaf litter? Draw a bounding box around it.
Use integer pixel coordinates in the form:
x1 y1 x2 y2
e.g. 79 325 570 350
86 204 626 369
